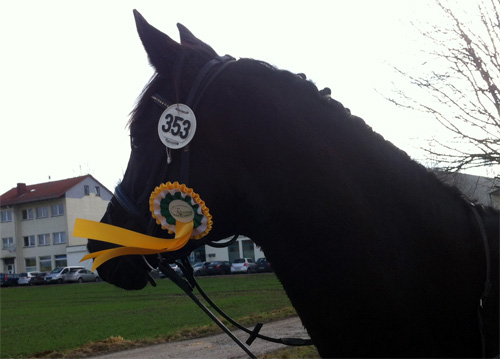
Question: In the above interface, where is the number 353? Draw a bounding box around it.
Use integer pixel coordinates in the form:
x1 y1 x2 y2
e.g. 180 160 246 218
161 114 192 140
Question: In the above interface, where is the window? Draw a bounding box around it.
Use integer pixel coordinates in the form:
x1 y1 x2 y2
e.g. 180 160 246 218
1 210 12 222
25 258 37 272
84 185 90 195
2 237 14 250
228 242 240 262
23 235 35 247
242 240 255 260
22 209 34 220
54 255 67 268
38 234 50 246
51 204 64 216
39 256 51 271
95 186 101 196
53 232 66 245
36 206 49 219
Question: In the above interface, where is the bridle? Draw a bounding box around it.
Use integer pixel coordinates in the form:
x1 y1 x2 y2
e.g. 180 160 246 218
112 54 238 246
107 54 313 358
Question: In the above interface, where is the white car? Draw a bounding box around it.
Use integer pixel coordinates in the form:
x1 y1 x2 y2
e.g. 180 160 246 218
231 258 257 274
17 272 38 285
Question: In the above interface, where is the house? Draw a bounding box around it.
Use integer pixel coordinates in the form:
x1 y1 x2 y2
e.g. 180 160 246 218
0 175 112 273
434 172 500 209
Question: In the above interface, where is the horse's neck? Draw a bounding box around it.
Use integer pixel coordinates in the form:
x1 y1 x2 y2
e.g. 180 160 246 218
241 107 475 289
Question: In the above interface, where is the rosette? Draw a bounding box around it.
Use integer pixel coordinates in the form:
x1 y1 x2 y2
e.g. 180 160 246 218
149 181 212 239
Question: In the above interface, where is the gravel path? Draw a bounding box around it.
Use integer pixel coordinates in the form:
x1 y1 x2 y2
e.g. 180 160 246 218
92 317 310 359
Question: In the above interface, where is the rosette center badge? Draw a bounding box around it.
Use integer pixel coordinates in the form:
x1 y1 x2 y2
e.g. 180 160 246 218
169 200 195 223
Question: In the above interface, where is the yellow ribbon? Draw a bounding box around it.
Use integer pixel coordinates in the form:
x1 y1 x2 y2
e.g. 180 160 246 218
75 218 193 271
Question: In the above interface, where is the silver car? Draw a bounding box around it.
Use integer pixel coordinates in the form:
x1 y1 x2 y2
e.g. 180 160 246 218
65 268 100 283
231 258 258 274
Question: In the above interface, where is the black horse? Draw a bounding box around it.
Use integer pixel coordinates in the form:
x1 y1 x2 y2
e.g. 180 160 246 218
88 10 499 358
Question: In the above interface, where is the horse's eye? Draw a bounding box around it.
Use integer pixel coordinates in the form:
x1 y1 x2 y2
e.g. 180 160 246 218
130 136 141 149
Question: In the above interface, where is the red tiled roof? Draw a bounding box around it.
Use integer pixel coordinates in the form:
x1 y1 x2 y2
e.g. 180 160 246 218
0 175 94 207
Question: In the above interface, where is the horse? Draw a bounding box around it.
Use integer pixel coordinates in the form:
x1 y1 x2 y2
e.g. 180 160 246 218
87 10 499 358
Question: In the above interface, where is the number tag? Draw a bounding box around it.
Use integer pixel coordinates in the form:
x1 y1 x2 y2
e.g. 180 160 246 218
157 104 197 149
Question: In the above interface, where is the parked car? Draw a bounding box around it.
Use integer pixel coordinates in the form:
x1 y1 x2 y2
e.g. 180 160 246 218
31 272 48 285
192 262 208 276
170 263 183 276
256 258 273 272
45 266 85 284
65 268 100 283
0 273 20 287
18 272 39 285
231 258 257 274
206 261 231 275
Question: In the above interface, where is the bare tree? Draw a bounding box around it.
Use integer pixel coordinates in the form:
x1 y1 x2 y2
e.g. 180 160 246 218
388 0 500 172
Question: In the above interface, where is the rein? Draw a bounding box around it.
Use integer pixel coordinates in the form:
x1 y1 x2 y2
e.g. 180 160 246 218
111 54 313 358
469 203 492 359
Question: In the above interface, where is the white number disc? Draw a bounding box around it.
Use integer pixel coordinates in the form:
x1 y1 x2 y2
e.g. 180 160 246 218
157 104 197 149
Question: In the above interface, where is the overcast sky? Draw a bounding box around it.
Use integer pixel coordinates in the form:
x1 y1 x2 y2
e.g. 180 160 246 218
1 0 494 194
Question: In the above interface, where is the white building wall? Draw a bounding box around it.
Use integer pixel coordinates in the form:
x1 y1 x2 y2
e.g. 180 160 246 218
1 199 70 272
66 176 112 247
205 245 231 261
204 236 265 262
67 245 92 270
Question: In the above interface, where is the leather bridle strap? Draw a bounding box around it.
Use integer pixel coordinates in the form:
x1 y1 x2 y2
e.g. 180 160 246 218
180 55 235 186
186 55 235 109
114 184 143 220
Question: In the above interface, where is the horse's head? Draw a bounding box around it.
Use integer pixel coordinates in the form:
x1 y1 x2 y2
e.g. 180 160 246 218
86 11 239 289
88 10 348 290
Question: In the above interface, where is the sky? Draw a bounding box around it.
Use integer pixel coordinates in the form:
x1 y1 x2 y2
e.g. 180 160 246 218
1 0 496 195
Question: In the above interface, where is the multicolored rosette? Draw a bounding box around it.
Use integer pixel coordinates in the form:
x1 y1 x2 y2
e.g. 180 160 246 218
149 181 212 239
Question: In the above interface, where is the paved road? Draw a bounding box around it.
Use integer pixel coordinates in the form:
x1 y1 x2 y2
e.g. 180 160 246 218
93 317 310 359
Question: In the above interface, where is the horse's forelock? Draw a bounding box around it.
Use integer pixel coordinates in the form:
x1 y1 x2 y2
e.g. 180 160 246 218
128 73 164 129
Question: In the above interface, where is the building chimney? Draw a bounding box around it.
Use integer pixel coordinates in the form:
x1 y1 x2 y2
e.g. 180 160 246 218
17 183 27 196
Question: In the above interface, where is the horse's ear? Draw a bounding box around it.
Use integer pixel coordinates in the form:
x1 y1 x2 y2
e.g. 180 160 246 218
177 23 218 57
133 10 182 75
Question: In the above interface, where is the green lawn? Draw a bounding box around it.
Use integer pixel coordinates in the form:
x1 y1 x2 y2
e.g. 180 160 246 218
0 274 296 358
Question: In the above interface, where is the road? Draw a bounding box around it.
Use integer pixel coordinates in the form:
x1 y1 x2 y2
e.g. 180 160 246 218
92 317 310 359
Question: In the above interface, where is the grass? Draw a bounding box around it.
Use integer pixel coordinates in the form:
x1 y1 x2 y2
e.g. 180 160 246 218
0 274 298 358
